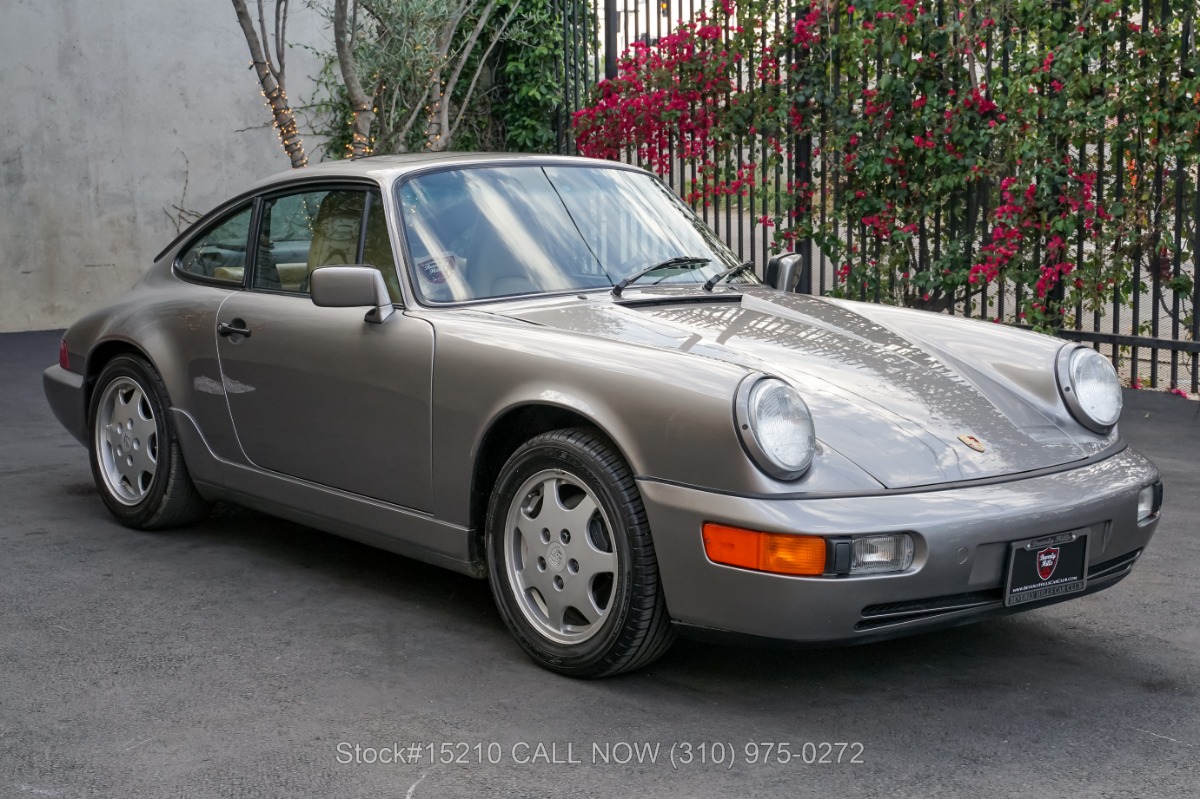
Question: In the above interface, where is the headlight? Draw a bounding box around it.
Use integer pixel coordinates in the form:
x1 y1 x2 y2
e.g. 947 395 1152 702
734 375 816 480
1056 345 1122 433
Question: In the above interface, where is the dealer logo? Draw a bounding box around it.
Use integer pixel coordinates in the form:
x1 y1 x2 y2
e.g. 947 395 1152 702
1036 546 1060 581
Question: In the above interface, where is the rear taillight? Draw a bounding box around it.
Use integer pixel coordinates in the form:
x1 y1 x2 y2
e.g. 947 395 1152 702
58 339 70 370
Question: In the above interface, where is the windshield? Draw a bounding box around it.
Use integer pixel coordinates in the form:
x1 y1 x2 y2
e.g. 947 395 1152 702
395 164 756 303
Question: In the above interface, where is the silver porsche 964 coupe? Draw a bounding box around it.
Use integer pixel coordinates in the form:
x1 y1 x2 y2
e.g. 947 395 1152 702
44 153 1162 677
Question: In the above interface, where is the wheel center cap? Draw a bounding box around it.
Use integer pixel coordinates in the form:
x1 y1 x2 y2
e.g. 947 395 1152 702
121 432 132 450
546 543 566 573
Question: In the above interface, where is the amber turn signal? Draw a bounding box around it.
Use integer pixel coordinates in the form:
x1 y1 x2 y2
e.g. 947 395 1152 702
702 523 826 576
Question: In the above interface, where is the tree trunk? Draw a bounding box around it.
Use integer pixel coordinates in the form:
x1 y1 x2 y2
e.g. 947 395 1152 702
334 0 376 158
424 68 447 152
231 0 307 168
423 0 506 151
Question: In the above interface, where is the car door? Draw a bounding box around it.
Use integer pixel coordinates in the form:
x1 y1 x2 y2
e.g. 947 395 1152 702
214 184 434 511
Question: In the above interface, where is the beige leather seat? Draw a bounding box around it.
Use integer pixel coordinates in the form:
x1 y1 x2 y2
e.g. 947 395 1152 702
304 193 365 287
302 192 402 302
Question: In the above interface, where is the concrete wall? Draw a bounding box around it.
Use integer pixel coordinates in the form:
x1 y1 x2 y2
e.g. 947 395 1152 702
0 0 326 333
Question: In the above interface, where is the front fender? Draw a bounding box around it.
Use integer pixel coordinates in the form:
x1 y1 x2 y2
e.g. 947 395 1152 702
429 314 881 526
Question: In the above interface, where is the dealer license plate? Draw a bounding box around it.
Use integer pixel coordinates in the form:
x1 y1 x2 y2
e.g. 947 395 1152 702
1004 531 1089 607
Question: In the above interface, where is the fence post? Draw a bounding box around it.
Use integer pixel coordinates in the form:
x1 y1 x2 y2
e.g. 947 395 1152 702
797 133 814 293
604 0 618 80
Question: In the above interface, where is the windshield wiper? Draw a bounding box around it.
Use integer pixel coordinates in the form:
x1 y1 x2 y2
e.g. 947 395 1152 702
611 256 711 297
702 261 754 292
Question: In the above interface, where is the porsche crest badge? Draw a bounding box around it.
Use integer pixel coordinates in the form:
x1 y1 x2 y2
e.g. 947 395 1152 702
958 434 985 453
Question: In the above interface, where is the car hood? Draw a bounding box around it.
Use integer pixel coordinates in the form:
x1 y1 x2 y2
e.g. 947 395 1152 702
494 289 1109 489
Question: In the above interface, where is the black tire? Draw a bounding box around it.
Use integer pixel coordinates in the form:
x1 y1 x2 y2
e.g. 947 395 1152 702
87 354 210 529
485 428 675 678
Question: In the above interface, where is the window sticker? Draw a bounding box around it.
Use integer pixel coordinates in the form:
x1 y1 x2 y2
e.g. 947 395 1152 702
416 254 457 285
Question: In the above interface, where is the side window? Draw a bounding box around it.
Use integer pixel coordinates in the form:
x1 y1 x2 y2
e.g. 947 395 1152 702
362 191 401 302
254 187 400 302
177 205 253 284
256 189 364 294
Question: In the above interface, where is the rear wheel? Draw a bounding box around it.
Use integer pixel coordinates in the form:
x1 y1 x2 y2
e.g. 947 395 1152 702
88 355 209 529
485 428 674 677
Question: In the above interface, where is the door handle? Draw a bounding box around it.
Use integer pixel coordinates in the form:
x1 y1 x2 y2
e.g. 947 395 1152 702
217 319 252 338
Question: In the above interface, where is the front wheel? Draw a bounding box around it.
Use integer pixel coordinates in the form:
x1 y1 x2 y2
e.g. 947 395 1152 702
88 355 210 529
485 428 674 677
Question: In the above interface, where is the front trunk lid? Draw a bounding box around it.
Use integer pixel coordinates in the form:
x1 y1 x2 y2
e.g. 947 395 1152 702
498 289 1090 489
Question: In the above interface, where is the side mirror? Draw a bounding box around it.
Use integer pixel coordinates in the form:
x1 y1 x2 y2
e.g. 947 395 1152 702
765 252 812 294
310 265 395 324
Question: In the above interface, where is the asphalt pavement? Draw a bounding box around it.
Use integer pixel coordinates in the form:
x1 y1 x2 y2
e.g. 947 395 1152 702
1 329 1197 798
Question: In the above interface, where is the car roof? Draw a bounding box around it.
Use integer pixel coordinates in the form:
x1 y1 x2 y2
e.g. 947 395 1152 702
246 152 628 192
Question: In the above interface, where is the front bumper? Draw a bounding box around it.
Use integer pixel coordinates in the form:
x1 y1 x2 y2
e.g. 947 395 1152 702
43 364 88 446
639 447 1160 643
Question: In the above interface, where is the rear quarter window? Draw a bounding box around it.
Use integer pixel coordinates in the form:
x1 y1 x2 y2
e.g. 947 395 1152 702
176 205 254 285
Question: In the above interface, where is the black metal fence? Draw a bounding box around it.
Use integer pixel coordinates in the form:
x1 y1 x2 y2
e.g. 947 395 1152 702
554 0 1200 393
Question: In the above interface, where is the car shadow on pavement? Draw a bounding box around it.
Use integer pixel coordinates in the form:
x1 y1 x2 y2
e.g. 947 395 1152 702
153 500 502 628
